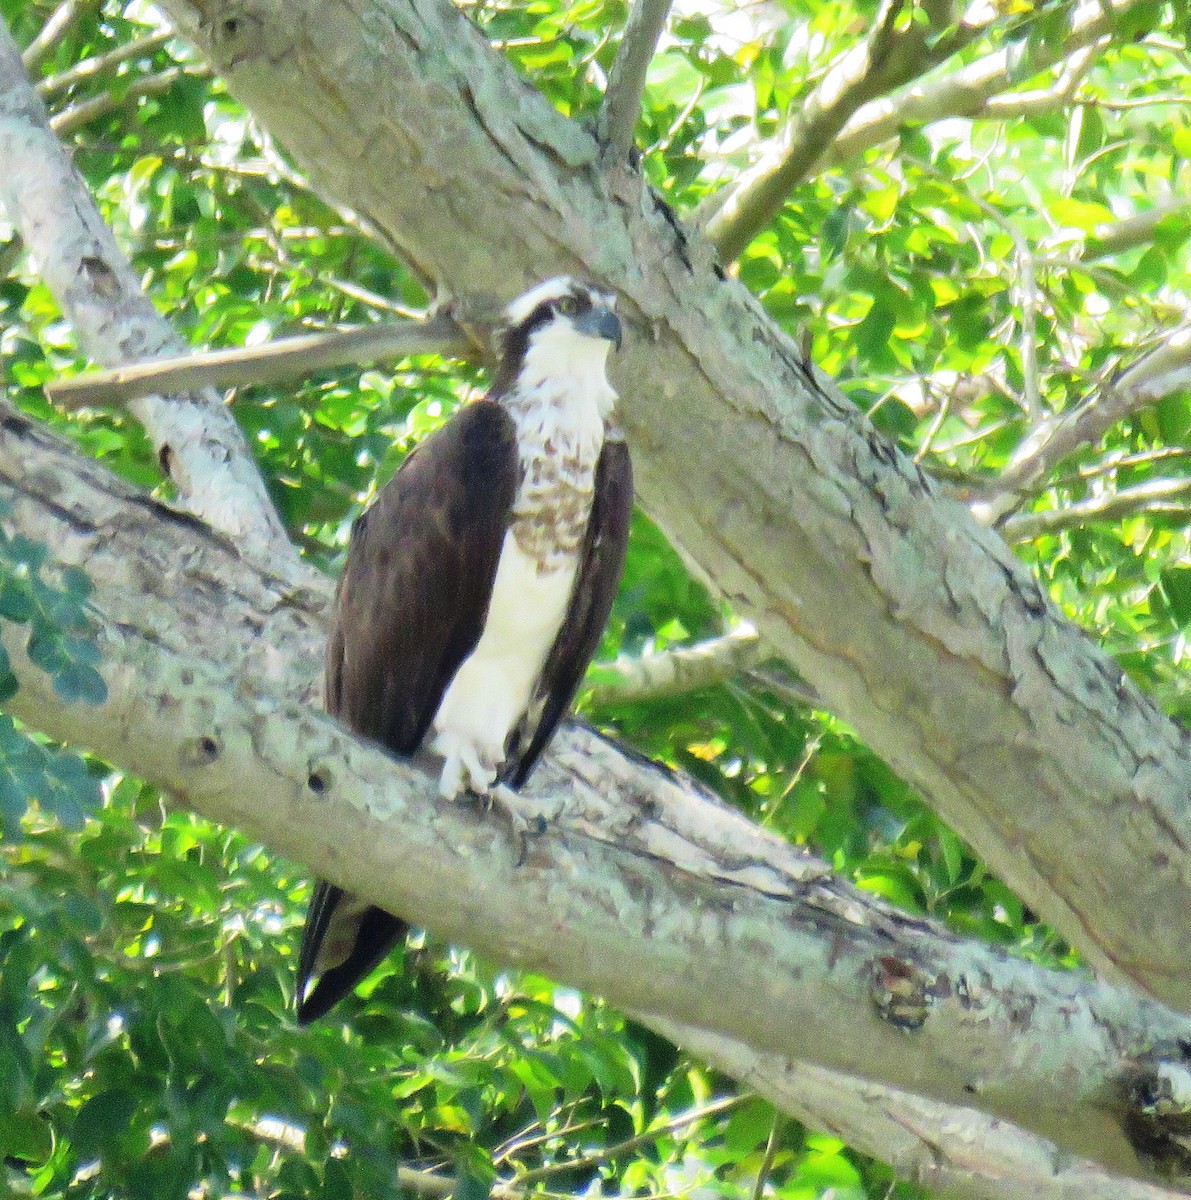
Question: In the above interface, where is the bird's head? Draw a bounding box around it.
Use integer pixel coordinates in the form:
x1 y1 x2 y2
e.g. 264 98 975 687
494 278 622 396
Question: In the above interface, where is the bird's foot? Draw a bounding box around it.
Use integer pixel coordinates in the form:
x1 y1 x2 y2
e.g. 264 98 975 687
435 736 498 800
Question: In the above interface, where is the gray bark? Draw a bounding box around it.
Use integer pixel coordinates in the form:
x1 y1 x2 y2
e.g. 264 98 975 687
4 407 1191 1188
145 0 1191 1014
0 25 295 565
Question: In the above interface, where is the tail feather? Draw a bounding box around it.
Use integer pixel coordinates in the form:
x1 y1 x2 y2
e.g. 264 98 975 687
296 881 408 1023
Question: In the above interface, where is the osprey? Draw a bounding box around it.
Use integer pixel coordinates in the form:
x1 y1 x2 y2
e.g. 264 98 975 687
296 277 633 1023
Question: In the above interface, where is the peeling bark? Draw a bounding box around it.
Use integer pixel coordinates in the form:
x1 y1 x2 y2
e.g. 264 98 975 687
4 408 1191 1186
145 0 1191 1014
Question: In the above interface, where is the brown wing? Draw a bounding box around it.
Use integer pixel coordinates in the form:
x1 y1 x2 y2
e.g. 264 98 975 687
326 400 519 752
298 401 519 1023
508 434 633 787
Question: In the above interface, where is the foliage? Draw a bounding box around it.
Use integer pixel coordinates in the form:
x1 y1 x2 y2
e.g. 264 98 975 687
0 0 1188 1196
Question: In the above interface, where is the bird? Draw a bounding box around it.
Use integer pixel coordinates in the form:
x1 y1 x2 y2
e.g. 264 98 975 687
296 277 633 1023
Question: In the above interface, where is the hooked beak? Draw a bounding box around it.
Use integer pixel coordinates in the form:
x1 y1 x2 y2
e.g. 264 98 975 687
574 303 623 351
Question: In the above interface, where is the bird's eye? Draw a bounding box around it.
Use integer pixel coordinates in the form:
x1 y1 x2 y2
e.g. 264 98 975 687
558 296 579 316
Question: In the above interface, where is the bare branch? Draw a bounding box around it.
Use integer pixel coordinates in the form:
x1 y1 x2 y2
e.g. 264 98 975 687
697 1 998 261
49 65 211 137
20 0 88 72
0 22 296 567
1001 476 1191 542
1084 196 1191 261
814 0 1149 177
585 626 765 707
973 325 1191 521
46 314 471 409
598 0 673 160
36 30 173 97
6 408 1191 1185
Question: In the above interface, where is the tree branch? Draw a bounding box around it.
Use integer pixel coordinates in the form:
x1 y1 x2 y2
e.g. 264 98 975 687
4 407 1191 1185
1084 197 1191 261
0 21 297 568
654 1018 1191 1200
45 314 471 409
813 0 1148 177
20 0 88 72
48 64 211 137
36 30 173 97
597 0 673 160
131 0 1191 1018
584 626 765 707
973 325 1191 522
1001 476 1191 542
696 0 996 261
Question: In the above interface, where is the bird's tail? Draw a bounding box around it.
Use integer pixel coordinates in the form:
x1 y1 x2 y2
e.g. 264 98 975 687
296 881 408 1024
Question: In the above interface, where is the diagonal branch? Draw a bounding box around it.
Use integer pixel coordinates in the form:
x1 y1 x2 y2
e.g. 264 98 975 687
1000 475 1191 542
973 325 1191 522
813 0 1149 177
46 314 471 409
0 20 297 569
4 407 1191 1185
598 0 673 160
48 64 211 137
696 0 994 261
36 30 173 97
1084 197 1191 261
20 0 88 72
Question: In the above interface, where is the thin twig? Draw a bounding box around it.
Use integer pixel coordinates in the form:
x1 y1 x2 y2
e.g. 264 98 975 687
751 1112 786 1200
49 66 210 137
513 1095 743 1186
21 0 88 72
46 314 471 409
1001 476 1191 542
598 0 674 160
973 325 1191 522
36 30 172 97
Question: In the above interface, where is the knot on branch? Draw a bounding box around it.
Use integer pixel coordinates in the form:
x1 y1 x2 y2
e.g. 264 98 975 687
870 954 937 1031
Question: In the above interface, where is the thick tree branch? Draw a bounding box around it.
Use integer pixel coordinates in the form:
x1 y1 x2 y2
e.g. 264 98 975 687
0 22 295 568
46 314 471 409
654 1019 1191 1200
4 408 1191 1185
146 0 1191 1015
598 0 673 161
697 0 992 262
974 325 1191 522
814 0 1147 177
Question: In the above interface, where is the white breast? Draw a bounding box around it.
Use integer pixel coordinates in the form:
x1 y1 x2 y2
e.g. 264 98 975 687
427 318 616 798
429 535 578 798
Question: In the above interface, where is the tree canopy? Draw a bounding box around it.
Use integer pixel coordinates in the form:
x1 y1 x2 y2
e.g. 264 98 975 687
1 1 1190 1198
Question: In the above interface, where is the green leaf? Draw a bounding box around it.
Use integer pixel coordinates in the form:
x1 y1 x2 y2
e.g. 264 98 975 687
52 663 108 706
71 1089 138 1158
